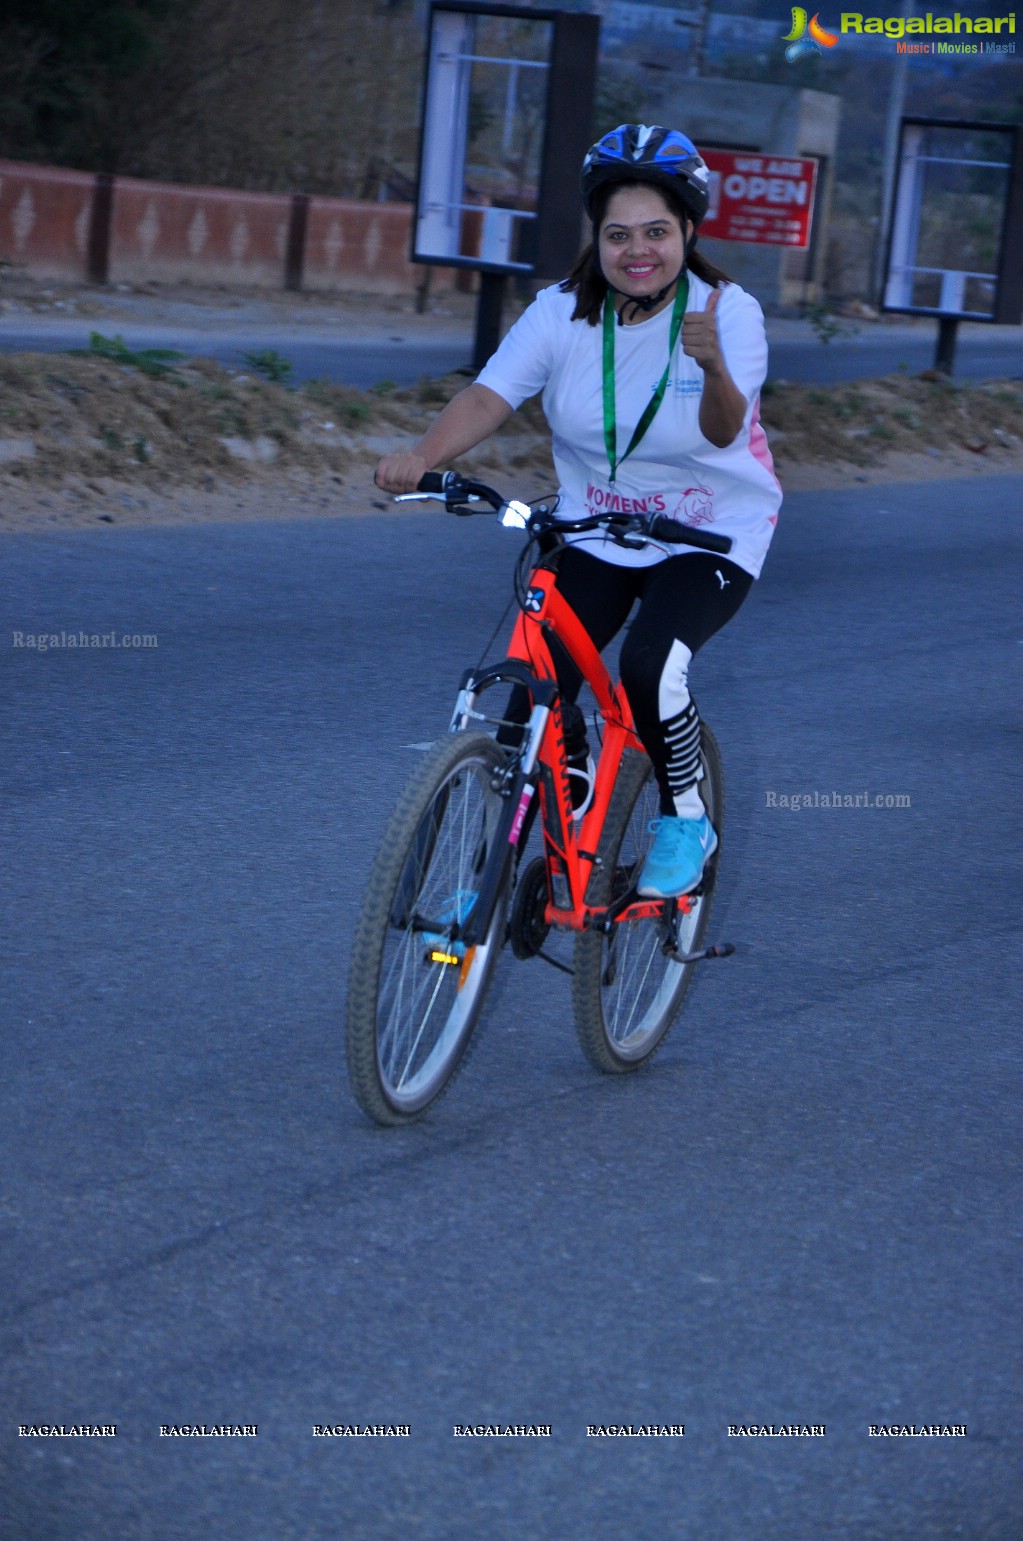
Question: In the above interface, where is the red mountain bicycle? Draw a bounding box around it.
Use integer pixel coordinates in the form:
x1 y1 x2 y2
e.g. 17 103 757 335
346 473 735 1125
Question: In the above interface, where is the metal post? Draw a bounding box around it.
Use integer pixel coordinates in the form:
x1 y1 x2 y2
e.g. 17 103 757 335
871 0 914 304
87 173 115 285
934 317 959 376
686 0 711 77
472 271 507 371
284 193 309 293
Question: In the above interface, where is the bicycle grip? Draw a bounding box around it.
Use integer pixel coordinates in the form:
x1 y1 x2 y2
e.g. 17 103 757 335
649 516 733 555
417 472 447 494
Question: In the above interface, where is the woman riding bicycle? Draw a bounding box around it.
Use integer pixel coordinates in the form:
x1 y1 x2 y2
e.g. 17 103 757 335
375 123 781 900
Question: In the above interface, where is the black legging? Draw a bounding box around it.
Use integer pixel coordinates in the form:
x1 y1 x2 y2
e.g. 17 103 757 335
499 546 752 816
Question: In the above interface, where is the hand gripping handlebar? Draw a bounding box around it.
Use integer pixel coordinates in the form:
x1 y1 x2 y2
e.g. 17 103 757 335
401 472 734 557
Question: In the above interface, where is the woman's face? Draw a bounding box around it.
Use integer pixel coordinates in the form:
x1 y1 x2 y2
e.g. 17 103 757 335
597 184 689 305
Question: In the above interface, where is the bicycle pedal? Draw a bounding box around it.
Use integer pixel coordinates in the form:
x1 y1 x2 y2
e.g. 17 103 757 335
424 941 465 966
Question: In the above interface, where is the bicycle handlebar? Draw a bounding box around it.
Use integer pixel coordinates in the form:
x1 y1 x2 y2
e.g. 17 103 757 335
417 471 451 496
645 515 732 555
404 471 733 557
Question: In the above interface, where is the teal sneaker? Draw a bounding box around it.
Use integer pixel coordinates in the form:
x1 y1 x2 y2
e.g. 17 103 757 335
637 815 717 899
421 888 477 959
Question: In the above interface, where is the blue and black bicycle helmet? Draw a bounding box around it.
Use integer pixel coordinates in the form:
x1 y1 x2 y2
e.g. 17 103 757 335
581 124 711 225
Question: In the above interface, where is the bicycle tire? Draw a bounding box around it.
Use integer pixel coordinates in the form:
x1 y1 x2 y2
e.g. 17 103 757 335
346 733 511 1125
572 727 724 1073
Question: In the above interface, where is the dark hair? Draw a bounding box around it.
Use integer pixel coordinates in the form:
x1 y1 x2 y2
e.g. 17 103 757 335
559 178 732 326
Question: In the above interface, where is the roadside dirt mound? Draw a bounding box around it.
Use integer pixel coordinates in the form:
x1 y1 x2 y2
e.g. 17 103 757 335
0 339 1020 531
762 373 1023 470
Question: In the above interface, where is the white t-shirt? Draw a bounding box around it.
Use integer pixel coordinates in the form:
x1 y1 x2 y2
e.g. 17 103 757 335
476 274 781 578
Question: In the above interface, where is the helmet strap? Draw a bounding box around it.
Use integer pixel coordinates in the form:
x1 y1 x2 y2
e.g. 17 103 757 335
616 276 679 325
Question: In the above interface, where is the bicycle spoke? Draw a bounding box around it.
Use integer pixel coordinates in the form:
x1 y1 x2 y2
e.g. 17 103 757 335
610 918 661 1044
573 737 722 1073
393 959 449 1089
346 733 512 1123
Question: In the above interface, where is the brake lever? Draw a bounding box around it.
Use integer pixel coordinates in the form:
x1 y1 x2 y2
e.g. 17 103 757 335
602 525 645 549
603 514 672 551
599 515 643 549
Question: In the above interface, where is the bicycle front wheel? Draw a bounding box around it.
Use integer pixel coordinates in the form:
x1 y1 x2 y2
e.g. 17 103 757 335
346 733 511 1125
572 729 724 1073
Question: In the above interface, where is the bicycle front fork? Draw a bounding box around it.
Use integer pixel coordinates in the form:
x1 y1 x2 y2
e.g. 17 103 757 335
448 676 553 952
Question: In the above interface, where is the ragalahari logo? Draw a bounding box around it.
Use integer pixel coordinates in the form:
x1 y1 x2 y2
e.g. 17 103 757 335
783 8 839 60
784 10 1015 57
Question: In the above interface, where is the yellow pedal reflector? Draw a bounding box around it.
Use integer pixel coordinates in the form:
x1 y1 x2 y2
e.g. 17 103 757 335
429 948 461 967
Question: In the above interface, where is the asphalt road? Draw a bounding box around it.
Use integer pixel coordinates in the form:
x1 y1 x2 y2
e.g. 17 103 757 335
0 314 1020 387
2 476 1021 1539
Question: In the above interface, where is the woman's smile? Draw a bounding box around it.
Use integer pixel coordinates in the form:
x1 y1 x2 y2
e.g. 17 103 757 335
597 184 690 313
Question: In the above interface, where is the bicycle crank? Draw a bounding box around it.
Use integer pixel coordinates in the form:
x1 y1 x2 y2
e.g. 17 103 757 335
508 857 550 959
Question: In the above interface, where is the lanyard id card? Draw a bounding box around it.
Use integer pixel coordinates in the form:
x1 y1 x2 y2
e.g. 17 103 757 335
602 276 688 485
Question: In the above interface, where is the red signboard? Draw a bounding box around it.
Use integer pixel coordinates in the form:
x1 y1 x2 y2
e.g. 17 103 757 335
700 150 818 249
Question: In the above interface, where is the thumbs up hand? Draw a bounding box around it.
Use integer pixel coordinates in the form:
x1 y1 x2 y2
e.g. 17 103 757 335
682 286 724 374
687 287 746 446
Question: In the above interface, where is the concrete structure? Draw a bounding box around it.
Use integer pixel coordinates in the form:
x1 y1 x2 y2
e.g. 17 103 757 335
636 77 842 310
0 160 445 297
0 161 95 283
109 178 292 289
1 73 841 310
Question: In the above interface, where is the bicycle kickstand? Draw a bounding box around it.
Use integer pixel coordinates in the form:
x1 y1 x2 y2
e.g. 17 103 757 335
659 900 736 965
666 941 736 964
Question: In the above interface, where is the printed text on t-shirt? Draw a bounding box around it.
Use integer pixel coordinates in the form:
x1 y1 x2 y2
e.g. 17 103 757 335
584 483 715 526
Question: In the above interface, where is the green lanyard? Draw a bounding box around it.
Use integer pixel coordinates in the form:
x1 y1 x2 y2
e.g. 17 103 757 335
602 276 688 484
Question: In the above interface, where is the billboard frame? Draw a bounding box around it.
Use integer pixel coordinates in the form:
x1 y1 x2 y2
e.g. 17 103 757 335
880 116 1023 327
411 0 600 281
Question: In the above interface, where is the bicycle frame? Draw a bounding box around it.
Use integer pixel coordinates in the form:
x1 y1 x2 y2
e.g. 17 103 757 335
450 562 697 944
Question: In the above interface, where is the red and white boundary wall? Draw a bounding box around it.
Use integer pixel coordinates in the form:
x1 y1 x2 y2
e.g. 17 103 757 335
0 159 439 294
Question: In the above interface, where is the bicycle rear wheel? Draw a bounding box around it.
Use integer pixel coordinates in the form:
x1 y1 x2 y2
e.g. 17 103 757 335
346 733 511 1125
572 728 724 1073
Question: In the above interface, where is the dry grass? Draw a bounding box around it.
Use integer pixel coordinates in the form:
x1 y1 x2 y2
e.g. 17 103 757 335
762 373 1023 472
0 346 1020 514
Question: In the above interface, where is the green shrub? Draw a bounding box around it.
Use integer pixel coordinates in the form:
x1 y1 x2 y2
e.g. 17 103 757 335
240 349 293 385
